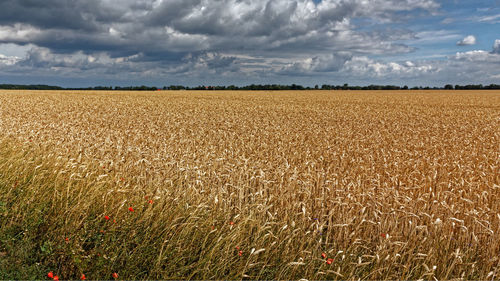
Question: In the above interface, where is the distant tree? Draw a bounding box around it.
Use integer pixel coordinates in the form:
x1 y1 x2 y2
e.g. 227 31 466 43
485 84 500 89
444 84 454 90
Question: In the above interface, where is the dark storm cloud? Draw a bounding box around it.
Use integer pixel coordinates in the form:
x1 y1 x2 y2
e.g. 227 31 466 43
0 0 498 86
0 0 434 56
0 0 114 31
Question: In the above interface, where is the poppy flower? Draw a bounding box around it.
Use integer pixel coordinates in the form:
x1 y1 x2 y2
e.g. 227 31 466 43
128 207 134 212
112 272 119 279
321 253 327 259
113 219 116 223
47 272 54 279
230 221 234 225
148 200 153 204
326 258 334 265
104 215 110 220
236 246 240 250
53 276 59 281
238 250 243 256
80 274 86 280
65 237 69 242
120 177 124 181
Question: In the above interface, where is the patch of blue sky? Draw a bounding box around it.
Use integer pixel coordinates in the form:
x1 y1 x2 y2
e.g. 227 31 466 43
350 0 499 62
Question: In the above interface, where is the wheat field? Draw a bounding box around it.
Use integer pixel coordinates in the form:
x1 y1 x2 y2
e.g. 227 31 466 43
0 90 499 280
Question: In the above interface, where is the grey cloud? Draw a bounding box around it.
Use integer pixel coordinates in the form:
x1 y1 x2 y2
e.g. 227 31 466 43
0 0 455 85
279 53 352 74
0 0 114 31
16 47 114 71
169 52 239 75
2 0 434 56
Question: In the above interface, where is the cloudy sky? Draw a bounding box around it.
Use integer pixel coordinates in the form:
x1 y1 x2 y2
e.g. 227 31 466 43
0 0 499 87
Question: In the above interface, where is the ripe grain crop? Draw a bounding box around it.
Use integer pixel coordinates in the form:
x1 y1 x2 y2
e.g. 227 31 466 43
0 90 499 280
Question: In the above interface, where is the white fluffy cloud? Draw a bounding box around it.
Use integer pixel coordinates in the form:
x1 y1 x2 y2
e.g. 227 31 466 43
342 56 436 78
0 24 41 43
457 35 476 46
493 39 500 54
0 54 20 65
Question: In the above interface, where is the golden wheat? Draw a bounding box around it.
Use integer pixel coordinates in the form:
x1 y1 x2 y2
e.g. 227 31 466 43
0 90 499 279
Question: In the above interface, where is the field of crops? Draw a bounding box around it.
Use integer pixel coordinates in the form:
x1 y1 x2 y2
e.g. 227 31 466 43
0 90 499 280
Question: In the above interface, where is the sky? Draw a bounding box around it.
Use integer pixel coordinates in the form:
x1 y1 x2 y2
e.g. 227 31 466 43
0 0 499 87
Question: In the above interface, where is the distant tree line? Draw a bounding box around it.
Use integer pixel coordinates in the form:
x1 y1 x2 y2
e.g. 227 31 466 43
69 86 159 91
1 83 500 91
444 84 500 90
0 84 63 90
164 83 500 90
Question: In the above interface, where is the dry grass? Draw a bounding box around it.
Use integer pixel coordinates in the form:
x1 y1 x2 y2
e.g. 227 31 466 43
0 90 499 280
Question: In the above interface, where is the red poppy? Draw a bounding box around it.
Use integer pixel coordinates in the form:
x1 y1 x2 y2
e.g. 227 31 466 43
380 233 387 238
236 246 240 250
148 200 153 204
128 207 134 212
80 274 86 280
65 237 69 242
113 219 116 223
230 221 234 225
120 177 124 181
238 250 243 256
53 276 59 281
326 258 334 265
47 272 54 279
321 253 327 259
104 215 110 220
112 272 119 279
